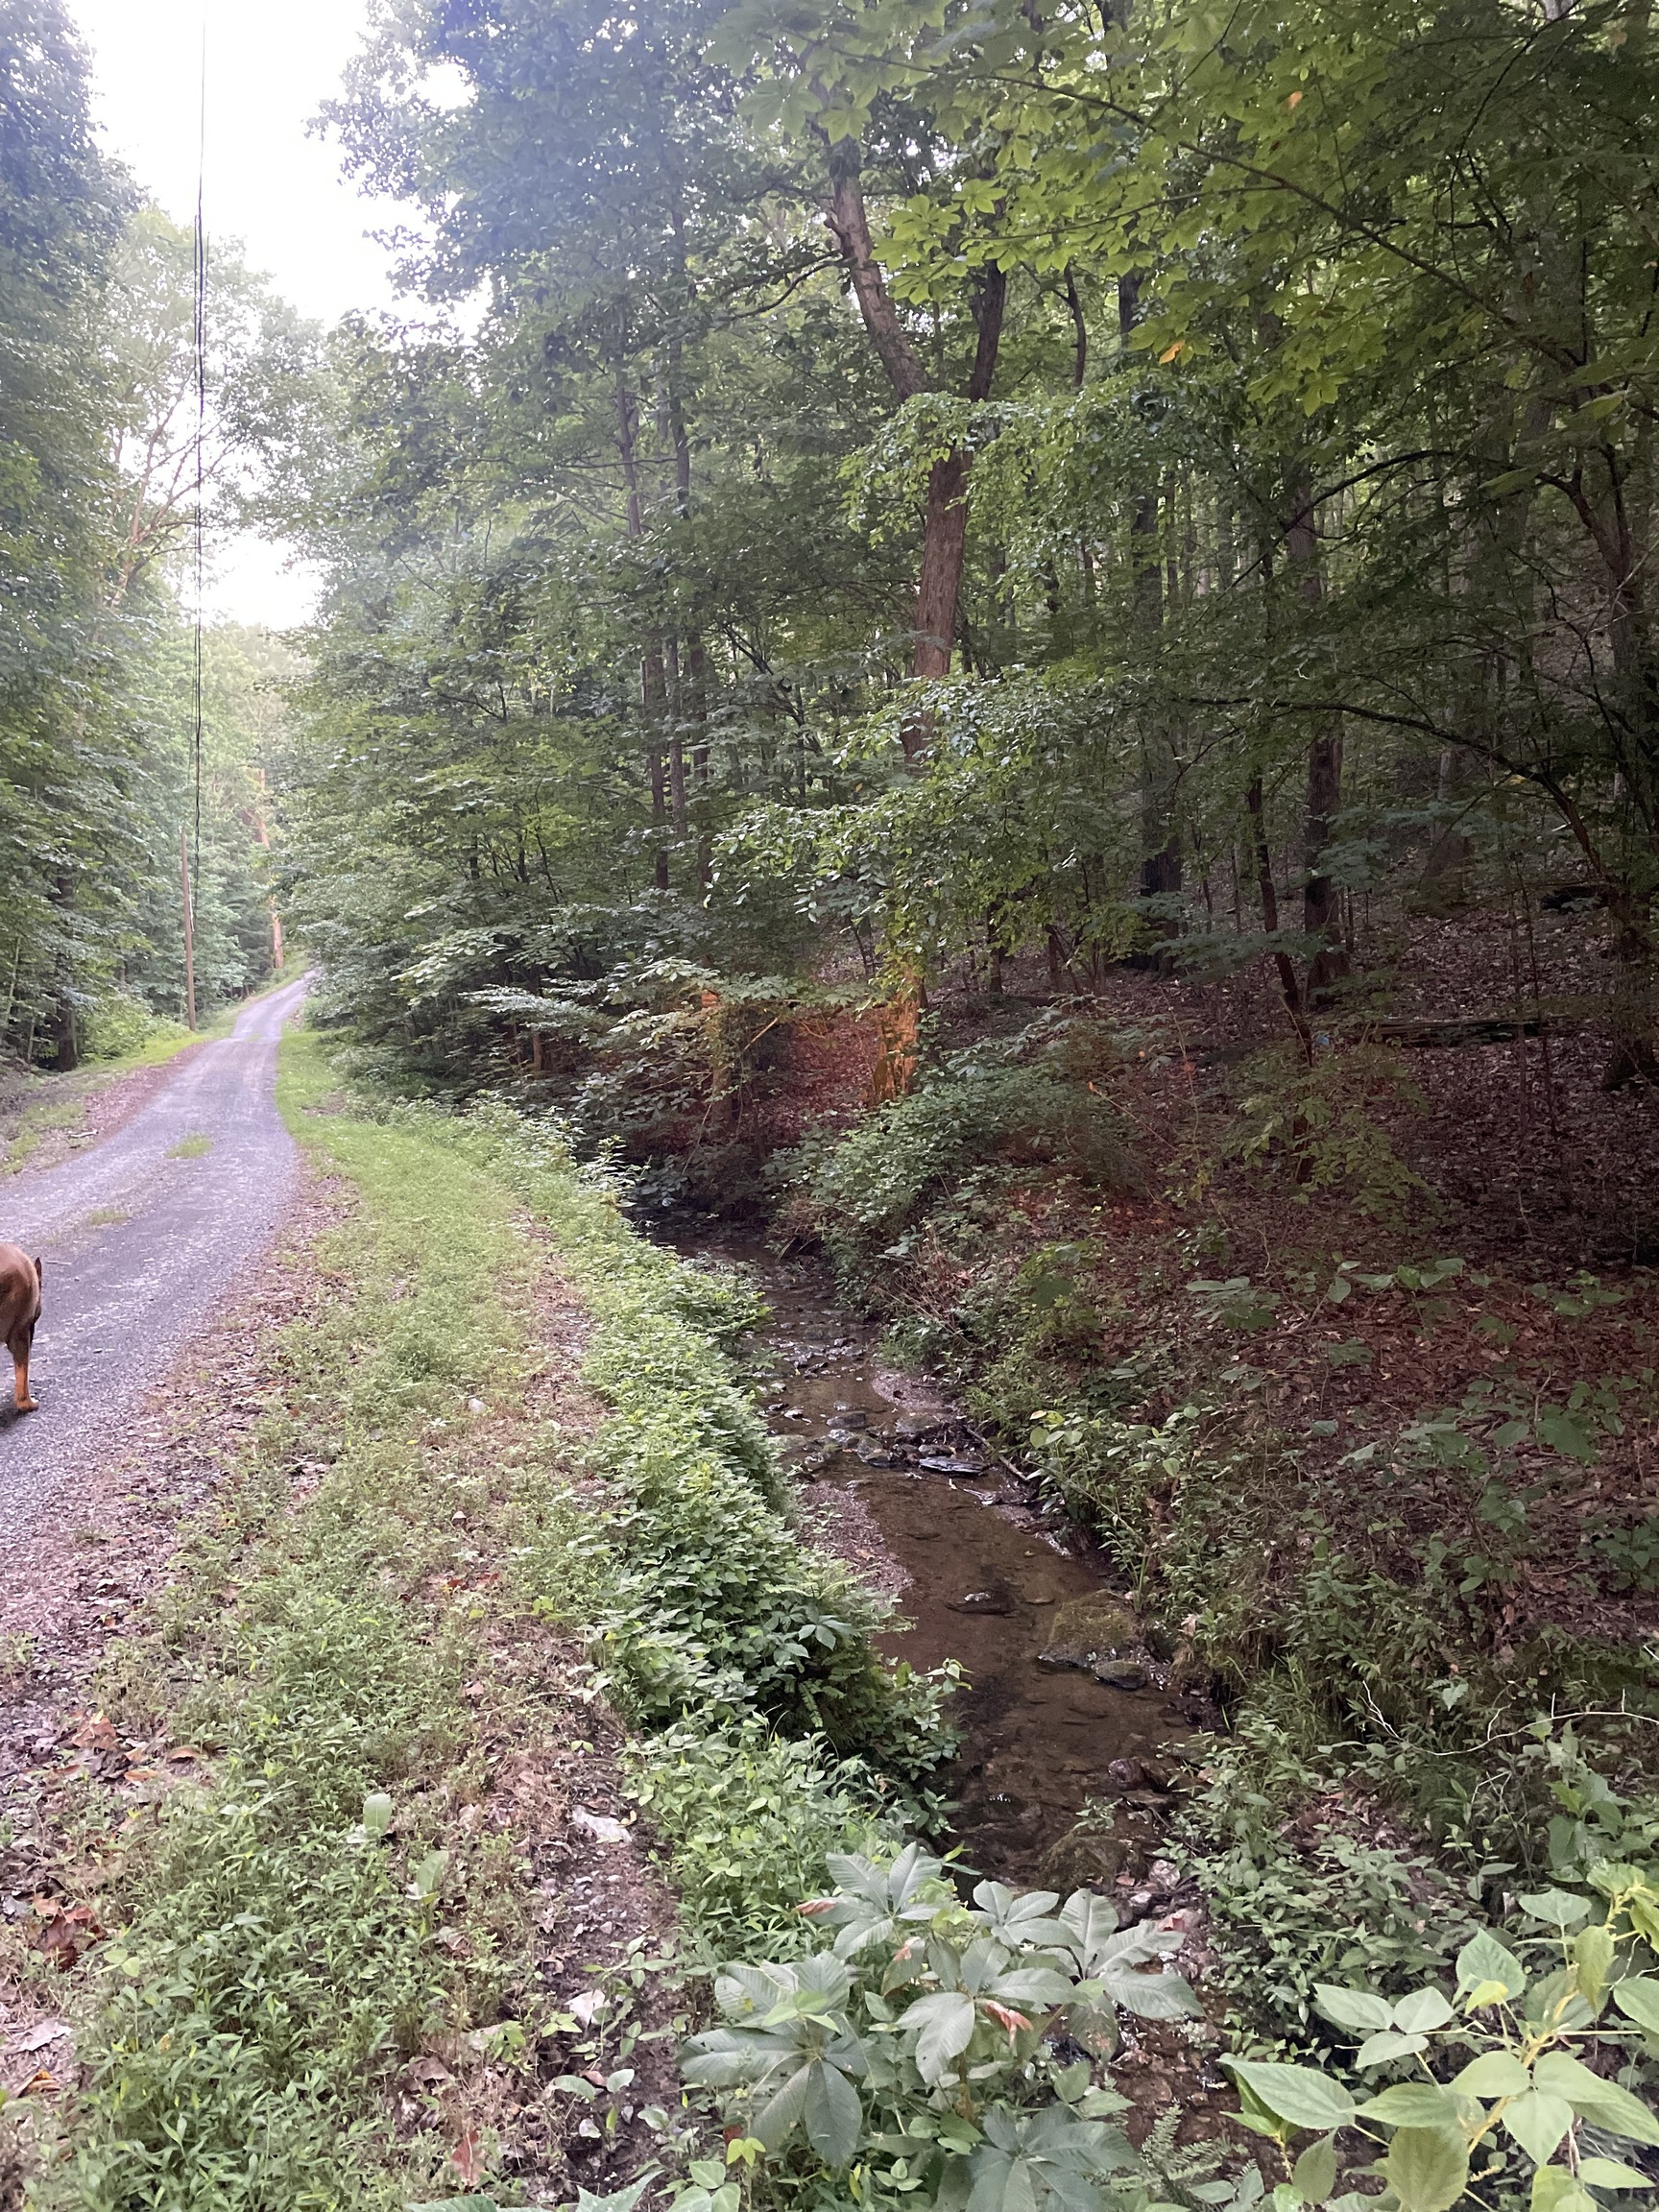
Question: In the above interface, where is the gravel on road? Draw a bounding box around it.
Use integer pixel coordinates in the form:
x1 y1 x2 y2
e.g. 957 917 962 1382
0 978 308 1544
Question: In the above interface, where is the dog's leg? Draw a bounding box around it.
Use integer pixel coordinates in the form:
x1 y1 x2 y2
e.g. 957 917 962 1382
10 1334 36 1413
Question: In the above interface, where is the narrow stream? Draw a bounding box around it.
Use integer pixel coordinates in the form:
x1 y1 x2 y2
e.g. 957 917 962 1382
670 1230 1207 1897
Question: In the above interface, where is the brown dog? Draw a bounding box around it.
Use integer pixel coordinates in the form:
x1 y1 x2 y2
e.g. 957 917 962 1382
0 1244 41 1413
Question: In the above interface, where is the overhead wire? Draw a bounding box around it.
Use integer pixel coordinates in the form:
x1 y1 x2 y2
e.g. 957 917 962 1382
191 17 207 926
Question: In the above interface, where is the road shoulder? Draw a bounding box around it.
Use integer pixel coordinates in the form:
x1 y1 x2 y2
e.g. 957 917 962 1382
0 1067 679 2207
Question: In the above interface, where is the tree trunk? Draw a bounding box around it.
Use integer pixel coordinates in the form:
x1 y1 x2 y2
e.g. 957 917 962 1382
1285 480 1347 1001
826 141 1004 734
1120 273 1181 909
1248 776 1312 1057
616 373 672 890
49 990 78 1072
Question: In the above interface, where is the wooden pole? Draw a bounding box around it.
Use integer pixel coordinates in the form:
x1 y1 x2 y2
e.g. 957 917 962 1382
180 826 197 1031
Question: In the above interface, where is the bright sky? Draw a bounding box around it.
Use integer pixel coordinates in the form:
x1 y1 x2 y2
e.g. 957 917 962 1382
70 0 412 627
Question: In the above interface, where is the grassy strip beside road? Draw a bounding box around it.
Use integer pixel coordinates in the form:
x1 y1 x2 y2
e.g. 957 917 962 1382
32 1033 938 2210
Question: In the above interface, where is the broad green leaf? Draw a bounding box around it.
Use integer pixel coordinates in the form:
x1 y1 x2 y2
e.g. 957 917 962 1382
1456 1932 1526 2003
1533 2171 1597 2212
987 1967 1074 2009
1578 2158 1656 2192
901 1990 976 2082
1358 2085 1465 2129
972 1881 1068 1949
1291 2135 1337 2203
802 2057 863 2166
1059 1890 1121 1971
1357 2031 1428 2067
1501 2090 1575 2165
410 1848 449 1902
1533 2051 1659 2144
1382 2128 1469 2212
1393 1988 1455 2033
1574 1923 1615 2005
1587 1863 1647 1900
1613 1980 1659 2034
1222 2060 1358 2133
1107 1967 1203 2021
1451 2051 1530 2098
1313 1985 1393 2035
1516 1889 1591 1929
752 2062 810 2152
1536 1409 1598 1463
574 2182 658 2212
362 1791 394 1839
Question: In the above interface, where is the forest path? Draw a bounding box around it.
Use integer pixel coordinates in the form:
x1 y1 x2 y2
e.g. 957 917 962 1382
0 977 309 1539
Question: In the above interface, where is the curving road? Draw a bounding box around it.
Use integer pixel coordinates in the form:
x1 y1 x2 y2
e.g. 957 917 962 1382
0 977 308 1538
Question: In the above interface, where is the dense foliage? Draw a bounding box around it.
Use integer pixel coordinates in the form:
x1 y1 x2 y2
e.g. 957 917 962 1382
0 1 305 1060
285 0 1659 1101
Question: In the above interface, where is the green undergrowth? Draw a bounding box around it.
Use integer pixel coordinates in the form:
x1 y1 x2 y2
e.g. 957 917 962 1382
40 1027 948 2210
339 1077 956 1944
773 1023 1659 2056
47 1026 548 2209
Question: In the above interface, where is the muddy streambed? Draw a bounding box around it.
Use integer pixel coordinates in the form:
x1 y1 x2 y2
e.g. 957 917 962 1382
669 1231 1208 1901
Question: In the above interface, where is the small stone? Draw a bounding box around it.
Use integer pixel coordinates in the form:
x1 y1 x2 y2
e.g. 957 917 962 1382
1092 1658 1147 1691
949 1587 1013 1615
570 1805 629 1845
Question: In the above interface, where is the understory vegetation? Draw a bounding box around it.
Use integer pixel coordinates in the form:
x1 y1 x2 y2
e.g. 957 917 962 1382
14 1030 959 2208
44 1038 1659 2212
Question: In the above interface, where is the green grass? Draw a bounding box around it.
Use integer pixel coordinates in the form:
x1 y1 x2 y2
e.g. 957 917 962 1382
49 1031 555 2210
165 1132 213 1160
41 1030 949 2211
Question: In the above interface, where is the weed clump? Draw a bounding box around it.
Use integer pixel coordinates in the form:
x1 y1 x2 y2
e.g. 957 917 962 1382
779 1045 1138 1297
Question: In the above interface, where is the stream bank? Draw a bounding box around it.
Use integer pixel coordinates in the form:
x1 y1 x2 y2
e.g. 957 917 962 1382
663 1226 1215 1907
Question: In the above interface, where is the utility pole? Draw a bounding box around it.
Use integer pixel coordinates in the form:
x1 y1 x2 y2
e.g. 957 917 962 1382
180 826 197 1030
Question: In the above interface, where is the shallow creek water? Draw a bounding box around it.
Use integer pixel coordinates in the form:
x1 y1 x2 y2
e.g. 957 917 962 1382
668 1230 1205 1897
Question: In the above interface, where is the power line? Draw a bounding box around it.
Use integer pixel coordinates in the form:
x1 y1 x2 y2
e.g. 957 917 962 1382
188 14 207 1027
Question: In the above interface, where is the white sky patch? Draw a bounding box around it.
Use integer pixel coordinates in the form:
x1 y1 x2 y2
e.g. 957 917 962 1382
69 0 424 627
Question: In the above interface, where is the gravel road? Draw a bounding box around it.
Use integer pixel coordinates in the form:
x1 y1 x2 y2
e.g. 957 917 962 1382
0 977 308 1538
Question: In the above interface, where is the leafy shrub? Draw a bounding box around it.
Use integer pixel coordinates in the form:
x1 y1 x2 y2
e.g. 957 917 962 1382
1174 1722 1472 2044
82 990 191 1062
1587 1515 1659 1594
677 1845 1201 2212
1216 1872 1659 2212
1230 1043 1431 1221
625 1721 908 1958
783 1058 1136 1295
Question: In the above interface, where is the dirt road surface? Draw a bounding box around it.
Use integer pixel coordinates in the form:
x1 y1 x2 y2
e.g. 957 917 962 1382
0 978 308 1541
